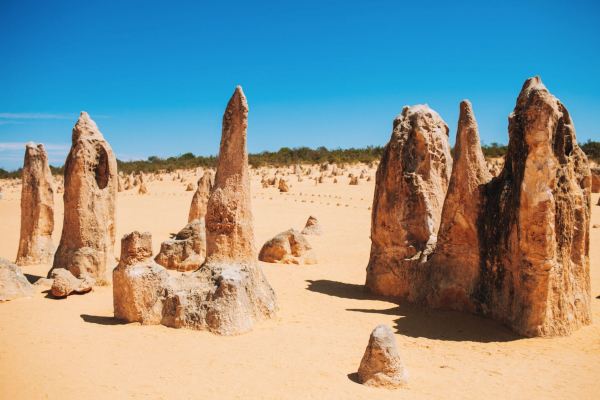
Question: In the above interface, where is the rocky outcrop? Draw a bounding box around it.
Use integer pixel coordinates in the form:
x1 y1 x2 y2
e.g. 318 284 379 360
366 77 592 337
188 172 213 223
16 143 55 265
0 258 34 301
358 325 408 388
50 269 93 298
301 215 322 235
50 112 118 284
258 229 317 265
366 105 452 299
278 178 289 192
113 87 277 335
154 220 205 271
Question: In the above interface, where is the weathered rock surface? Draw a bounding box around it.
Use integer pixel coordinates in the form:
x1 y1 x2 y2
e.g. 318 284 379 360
358 325 408 388
366 77 592 337
155 220 205 271
50 268 93 298
591 168 600 193
188 172 213 223
366 104 452 299
278 178 289 192
16 143 55 265
113 87 277 335
0 258 34 301
301 215 323 235
259 229 317 264
50 112 118 284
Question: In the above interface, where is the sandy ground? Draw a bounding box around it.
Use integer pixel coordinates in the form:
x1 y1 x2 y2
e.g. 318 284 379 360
0 168 599 400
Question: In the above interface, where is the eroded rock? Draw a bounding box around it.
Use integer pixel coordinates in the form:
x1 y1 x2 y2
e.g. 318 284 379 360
301 215 323 235
0 258 34 301
49 112 117 284
50 268 93 298
155 220 205 272
358 325 408 388
258 229 317 264
16 143 55 265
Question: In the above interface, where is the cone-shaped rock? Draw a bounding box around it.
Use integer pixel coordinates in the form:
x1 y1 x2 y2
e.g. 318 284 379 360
16 143 55 265
358 325 408 388
301 215 323 235
49 112 118 284
366 105 452 299
426 101 492 309
188 171 213 222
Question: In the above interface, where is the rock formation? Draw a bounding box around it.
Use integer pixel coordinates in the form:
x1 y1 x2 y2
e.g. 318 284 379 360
113 86 277 335
349 175 358 185
591 168 600 193
50 269 93 298
278 178 289 192
188 171 213 223
15 143 55 265
358 325 408 388
366 77 592 337
138 174 149 194
258 229 317 265
366 104 453 299
154 220 205 271
301 215 323 235
0 258 34 301
49 112 118 285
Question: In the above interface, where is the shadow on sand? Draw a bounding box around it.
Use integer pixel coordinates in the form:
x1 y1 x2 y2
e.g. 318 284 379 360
306 279 521 343
80 314 125 325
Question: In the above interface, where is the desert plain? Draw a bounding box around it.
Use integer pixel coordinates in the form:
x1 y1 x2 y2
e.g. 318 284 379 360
0 164 599 399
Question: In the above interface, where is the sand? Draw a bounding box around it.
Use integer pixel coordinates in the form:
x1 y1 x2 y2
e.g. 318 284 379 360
0 168 599 399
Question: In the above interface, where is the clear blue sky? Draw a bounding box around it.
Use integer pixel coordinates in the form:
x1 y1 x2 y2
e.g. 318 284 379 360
1 0 599 170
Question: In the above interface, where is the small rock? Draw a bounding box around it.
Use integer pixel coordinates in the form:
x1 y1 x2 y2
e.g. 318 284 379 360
358 325 408 388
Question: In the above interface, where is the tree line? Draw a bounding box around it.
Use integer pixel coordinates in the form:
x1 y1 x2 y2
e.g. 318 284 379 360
1 141 599 179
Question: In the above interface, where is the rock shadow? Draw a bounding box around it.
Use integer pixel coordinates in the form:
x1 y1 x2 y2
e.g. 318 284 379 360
80 314 125 325
306 279 521 342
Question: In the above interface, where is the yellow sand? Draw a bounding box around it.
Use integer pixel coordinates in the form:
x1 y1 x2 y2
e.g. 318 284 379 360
0 170 599 399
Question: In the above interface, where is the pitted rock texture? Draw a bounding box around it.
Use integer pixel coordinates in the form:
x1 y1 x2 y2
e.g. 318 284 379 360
259 229 317 265
366 104 452 299
113 87 277 335
50 268 93 298
16 143 55 265
366 77 591 337
358 325 408 388
49 112 117 284
154 220 206 272
0 258 34 301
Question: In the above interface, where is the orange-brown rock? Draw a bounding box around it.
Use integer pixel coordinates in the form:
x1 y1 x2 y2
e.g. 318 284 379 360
113 87 277 335
358 325 408 388
50 268 93 298
15 143 55 265
366 105 452 299
367 77 592 337
49 112 117 284
278 178 289 192
591 168 599 193
258 229 317 265
301 215 323 235
154 220 205 271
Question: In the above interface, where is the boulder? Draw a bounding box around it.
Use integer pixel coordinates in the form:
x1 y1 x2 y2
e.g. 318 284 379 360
154 220 205 272
16 143 55 265
49 112 118 284
278 178 289 192
358 325 408 388
0 258 34 301
50 268 93 298
259 229 317 264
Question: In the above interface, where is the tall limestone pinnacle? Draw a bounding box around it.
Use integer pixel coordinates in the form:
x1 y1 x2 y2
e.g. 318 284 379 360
206 86 255 262
16 143 55 265
49 112 118 284
367 77 591 337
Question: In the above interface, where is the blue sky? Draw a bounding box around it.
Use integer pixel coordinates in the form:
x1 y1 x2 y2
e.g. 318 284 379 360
1 0 599 170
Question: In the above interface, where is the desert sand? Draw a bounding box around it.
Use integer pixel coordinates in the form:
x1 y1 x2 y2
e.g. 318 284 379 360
0 168 599 399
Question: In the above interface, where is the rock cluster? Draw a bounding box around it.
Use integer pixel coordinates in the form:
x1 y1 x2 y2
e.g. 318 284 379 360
15 143 55 265
0 258 34 301
113 87 277 335
358 325 408 388
49 112 118 285
366 77 592 337
258 229 317 265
